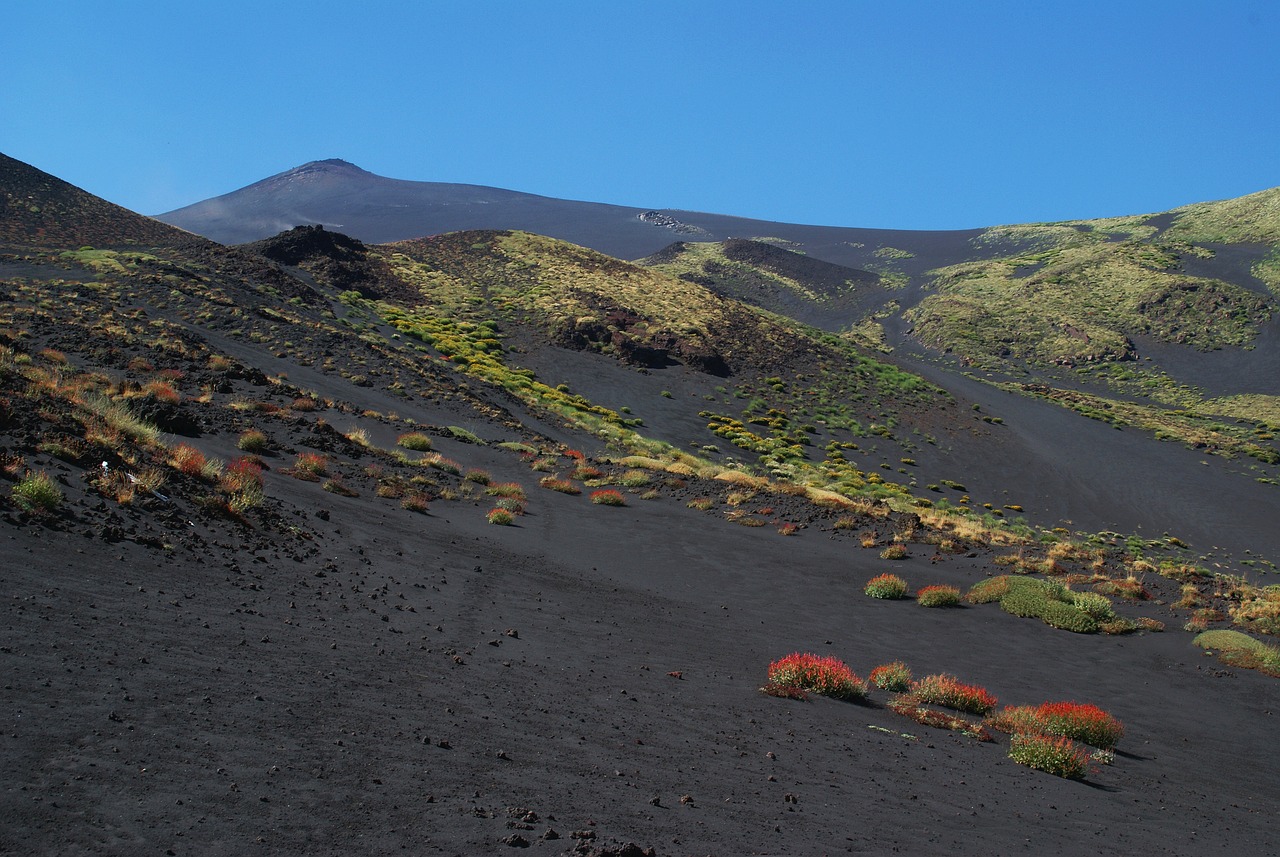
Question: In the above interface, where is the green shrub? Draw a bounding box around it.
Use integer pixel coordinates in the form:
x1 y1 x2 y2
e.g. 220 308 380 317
237 429 269 452
917 585 961 607
590 489 626 506
486 508 514 525
869 661 913 691
1000 587 1050 618
1008 733 1090 779
1035 702 1125 749
879 544 908 560
967 576 1013 604
485 482 526 500
12 471 63 513
446 425 484 444
864 573 909 599
539 476 581 495
1040 600 1101 633
397 432 433 451
1069 590 1116 620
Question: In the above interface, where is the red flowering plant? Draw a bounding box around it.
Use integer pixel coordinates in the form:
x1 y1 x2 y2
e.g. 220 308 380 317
909 674 997 715
869 661 913 692
1034 701 1124 750
765 652 868 701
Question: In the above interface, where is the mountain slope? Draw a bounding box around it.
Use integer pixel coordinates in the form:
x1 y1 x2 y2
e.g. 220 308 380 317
4 154 1280 855
1 152 196 249
156 158 994 268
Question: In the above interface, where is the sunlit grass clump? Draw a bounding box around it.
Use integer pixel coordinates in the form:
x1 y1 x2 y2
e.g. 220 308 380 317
396 432 433 451
12 471 63 514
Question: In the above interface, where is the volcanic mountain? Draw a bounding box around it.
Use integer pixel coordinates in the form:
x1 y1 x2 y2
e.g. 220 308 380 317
155 158 987 267
3 151 1280 855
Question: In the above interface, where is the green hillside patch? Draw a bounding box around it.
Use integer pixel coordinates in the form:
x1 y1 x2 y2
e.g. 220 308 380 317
1008 383 1280 467
909 240 1271 367
1193 395 1280 428
1163 187 1280 245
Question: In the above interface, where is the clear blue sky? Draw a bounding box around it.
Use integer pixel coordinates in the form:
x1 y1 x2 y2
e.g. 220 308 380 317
4 1 1278 230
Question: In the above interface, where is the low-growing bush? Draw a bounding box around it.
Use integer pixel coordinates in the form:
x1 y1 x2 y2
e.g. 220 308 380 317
446 425 484 444
766 653 868 701
290 452 328 480
910 674 997 715
1008 733 1090 779
687 497 713 510
1095 576 1150 601
494 497 525 515
1036 702 1125 749
539 476 581 495
880 544 908 560
221 457 264 512
869 661 912 691
171 443 209 478
917 585 961 607
12 471 62 514
486 508 514 526
397 432 433 451
463 468 492 485
237 429 269 452
1232 590 1280 637
967 576 1013 604
485 482 526 500
619 469 651 487
422 453 461 475
864 573 909 599
985 705 1045 735
401 492 430 513
1040 600 1101 633
1069 590 1116 620
590 489 626 506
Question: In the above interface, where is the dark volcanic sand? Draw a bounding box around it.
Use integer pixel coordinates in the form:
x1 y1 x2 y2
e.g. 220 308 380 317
3 465 1276 855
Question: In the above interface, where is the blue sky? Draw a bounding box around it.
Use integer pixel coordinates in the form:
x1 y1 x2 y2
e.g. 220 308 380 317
4 1 1278 230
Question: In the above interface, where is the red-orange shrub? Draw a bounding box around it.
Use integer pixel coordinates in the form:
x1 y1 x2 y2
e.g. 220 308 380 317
767 653 867 701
